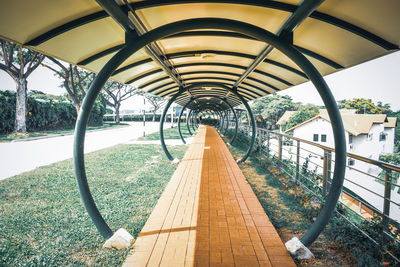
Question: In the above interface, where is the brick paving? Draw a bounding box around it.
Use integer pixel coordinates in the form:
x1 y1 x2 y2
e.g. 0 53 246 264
123 125 296 267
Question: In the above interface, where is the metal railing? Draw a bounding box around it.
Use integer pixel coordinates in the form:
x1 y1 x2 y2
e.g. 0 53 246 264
237 126 400 262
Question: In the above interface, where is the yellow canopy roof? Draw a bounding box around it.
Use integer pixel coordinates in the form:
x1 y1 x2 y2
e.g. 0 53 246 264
1 0 399 108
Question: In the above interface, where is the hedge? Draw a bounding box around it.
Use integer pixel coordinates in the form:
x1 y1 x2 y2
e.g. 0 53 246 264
0 90 106 133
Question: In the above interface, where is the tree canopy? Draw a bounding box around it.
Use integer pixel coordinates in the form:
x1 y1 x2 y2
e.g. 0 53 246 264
337 98 392 114
283 104 319 131
251 94 298 127
0 39 45 132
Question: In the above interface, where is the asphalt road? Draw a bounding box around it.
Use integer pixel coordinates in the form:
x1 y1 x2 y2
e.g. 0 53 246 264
0 122 164 180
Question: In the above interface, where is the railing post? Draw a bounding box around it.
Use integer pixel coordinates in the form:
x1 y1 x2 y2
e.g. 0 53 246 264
266 131 270 158
382 169 392 229
278 135 282 167
296 140 300 184
326 151 332 192
382 169 392 263
322 150 328 196
258 130 262 157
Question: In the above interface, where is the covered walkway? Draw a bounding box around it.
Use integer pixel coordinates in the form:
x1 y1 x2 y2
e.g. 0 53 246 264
124 125 295 267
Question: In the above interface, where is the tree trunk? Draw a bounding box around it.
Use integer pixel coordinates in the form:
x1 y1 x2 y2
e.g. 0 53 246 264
15 78 28 132
153 112 156 122
115 104 120 124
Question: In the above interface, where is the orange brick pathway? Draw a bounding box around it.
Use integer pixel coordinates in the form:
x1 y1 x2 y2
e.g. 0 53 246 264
123 126 296 267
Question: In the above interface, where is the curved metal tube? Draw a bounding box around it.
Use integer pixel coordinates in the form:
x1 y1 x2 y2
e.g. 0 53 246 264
74 18 345 247
187 109 193 136
179 96 238 144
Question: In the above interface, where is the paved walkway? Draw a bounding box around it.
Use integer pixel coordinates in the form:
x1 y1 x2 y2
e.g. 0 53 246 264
124 125 295 267
0 122 164 180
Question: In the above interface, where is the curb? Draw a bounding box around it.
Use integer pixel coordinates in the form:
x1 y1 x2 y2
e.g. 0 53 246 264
10 124 130 143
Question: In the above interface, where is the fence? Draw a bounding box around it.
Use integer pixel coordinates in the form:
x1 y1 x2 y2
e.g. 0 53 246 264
238 125 400 263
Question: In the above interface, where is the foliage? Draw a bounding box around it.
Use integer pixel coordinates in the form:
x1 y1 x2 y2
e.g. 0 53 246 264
0 39 44 81
104 114 161 122
0 90 105 133
103 81 138 124
0 90 15 133
338 98 390 114
251 94 298 127
226 131 400 266
283 104 319 131
0 144 187 266
43 57 95 111
140 92 166 121
380 153 400 166
0 38 45 132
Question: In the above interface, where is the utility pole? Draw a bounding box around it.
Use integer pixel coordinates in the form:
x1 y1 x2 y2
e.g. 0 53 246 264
143 97 146 137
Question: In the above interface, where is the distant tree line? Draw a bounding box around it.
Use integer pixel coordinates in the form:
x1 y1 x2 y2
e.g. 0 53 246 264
251 94 399 153
0 38 158 134
0 90 105 133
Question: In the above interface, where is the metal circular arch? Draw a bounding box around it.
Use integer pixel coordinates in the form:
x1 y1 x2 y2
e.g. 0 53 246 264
158 81 256 163
177 95 238 145
73 18 346 247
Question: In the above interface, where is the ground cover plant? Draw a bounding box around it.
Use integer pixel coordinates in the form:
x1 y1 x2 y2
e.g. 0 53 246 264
0 144 187 266
224 130 399 266
138 125 192 141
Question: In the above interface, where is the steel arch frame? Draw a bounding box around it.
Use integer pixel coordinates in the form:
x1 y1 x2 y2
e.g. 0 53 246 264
158 81 256 164
73 18 346 248
177 95 238 145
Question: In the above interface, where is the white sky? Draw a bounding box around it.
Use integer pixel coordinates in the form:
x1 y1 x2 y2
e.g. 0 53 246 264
1 51 399 111
277 51 400 111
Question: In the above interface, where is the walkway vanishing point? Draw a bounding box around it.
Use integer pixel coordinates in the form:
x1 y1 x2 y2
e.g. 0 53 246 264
124 126 295 267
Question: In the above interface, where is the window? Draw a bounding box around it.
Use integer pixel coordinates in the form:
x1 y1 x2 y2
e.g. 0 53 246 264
321 134 327 142
349 135 353 144
313 134 318 142
348 158 355 166
379 132 387 141
367 132 373 141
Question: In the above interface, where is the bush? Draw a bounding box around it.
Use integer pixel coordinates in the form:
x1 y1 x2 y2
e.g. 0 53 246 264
0 90 16 133
0 90 106 133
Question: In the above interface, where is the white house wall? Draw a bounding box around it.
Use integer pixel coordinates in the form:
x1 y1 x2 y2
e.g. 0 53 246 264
268 117 399 223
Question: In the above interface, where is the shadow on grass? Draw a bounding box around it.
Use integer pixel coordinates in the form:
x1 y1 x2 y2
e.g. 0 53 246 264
0 144 187 266
138 125 193 141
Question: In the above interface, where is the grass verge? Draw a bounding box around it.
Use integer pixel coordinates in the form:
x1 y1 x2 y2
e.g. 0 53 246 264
0 143 187 266
138 125 192 141
0 123 129 143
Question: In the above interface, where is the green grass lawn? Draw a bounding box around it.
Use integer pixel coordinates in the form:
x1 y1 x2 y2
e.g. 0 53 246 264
138 125 193 141
0 144 187 266
0 123 129 143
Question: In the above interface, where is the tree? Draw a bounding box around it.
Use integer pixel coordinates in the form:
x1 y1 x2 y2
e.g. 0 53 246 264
0 39 45 132
103 81 137 124
251 94 298 127
283 104 319 131
337 98 387 114
144 94 166 121
42 57 106 126
42 57 94 112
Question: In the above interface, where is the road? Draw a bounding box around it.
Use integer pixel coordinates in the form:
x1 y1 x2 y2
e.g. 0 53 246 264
0 122 165 180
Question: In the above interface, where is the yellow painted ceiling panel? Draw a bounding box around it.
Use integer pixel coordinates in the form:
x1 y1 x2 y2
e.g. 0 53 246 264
170 53 253 67
113 62 160 82
175 65 244 75
317 0 400 45
158 36 265 56
0 0 102 44
137 3 290 33
295 18 387 69
36 18 124 65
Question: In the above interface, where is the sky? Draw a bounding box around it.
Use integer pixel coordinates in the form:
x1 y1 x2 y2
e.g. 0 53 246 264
1 51 399 111
277 51 400 111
